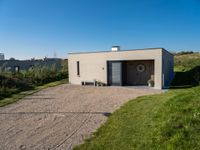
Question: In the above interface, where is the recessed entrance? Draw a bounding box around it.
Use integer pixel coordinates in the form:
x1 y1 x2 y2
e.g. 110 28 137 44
108 60 154 86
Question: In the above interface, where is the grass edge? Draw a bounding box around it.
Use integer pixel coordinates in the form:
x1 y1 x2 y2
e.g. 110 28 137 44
0 79 68 107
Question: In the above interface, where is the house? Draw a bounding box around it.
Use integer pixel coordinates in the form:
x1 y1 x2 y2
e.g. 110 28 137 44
68 46 174 89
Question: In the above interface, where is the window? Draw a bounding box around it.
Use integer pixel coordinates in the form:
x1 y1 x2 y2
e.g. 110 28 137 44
14 66 20 72
77 61 80 76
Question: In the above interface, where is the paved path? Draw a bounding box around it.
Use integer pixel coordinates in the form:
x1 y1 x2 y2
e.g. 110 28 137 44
0 84 161 150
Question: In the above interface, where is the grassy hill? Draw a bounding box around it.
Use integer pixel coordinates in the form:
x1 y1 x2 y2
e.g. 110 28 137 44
74 52 200 150
172 52 200 87
174 52 200 72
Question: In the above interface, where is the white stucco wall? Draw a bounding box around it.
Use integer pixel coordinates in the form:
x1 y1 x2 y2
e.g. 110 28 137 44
68 48 167 89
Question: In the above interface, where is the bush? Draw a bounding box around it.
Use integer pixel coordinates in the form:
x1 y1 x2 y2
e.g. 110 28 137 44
171 66 200 87
0 62 68 100
174 51 194 56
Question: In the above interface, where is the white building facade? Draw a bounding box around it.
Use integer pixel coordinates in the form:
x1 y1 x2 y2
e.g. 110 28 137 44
68 47 174 89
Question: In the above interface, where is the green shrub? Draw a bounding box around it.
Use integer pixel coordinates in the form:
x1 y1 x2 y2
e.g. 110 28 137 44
0 62 68 100
171 66 200 87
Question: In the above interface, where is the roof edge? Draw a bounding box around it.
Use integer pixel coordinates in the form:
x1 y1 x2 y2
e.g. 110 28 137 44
161 48 174 56
68 47 164 55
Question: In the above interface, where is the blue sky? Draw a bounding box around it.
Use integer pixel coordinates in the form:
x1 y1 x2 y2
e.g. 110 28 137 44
0 0 200 59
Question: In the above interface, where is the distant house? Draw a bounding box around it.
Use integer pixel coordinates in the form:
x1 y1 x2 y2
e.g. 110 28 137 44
0 58 62 72
68 46 174 89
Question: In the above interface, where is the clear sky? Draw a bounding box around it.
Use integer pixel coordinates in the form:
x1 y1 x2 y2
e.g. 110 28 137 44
0 0 200 60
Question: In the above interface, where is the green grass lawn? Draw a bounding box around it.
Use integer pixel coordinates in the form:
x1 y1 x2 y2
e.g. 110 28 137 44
0 79 67 107
74 86 200 150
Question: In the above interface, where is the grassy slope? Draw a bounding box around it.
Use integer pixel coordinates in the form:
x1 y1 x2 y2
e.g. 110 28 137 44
75 53 200 150
75 87 200 150
0 79 67 107
171 53 200 87
174 53 200 72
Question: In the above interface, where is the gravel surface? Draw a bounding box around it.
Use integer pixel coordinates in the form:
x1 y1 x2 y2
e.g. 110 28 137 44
0 84 161 150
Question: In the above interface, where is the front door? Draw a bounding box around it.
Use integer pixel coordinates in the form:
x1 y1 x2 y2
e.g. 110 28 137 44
108 62 122 86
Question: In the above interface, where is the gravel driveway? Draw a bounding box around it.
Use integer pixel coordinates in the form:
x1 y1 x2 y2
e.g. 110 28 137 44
0 84 161 150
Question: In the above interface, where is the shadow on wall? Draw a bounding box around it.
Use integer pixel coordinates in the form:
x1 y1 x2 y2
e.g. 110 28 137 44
170 66 200 89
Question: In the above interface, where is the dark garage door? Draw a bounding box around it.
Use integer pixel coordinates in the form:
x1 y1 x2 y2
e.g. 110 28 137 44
108 62 122 86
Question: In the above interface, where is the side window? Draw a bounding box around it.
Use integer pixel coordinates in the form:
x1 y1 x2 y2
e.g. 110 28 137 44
77 61 80 76
14 66 20 72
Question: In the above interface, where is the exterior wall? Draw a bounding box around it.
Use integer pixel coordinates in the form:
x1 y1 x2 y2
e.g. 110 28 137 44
162 49 174 88
68 48 163 89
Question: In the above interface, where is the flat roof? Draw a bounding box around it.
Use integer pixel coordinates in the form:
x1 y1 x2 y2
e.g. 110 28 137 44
68 47 168 55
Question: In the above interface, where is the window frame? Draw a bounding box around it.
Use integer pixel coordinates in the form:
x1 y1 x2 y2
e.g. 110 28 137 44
77 61 80 76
